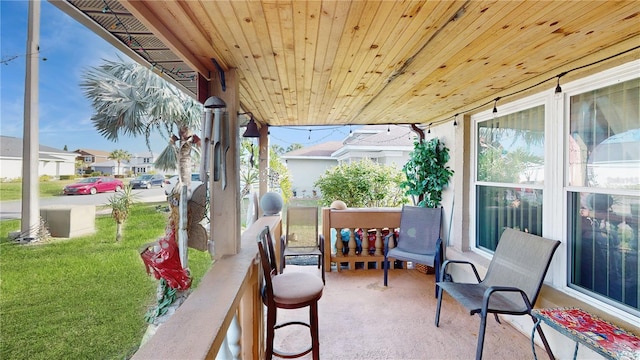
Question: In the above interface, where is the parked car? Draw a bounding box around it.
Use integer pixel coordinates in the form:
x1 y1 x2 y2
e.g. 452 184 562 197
129 174 165 189
63 176 124 195
164 173 203 196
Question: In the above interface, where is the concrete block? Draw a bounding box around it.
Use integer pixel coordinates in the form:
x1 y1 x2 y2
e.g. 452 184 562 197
40 205 96 238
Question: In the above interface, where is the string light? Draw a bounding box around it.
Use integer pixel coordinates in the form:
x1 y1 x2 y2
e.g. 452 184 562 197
387 124 391 135
453 114 458 127
308 129 311 140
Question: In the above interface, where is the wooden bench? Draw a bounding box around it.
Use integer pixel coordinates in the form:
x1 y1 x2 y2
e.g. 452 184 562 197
531 308 640 360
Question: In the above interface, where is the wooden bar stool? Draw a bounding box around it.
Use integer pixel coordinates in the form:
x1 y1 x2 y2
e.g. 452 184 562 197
257 226 324 360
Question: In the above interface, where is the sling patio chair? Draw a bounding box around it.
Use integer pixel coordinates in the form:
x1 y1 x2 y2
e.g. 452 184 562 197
435 227 560 360
280 206 325 283
383 205 443 297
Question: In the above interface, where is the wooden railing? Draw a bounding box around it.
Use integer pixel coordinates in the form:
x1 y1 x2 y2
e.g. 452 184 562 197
322 207 401 271
132 216 281 360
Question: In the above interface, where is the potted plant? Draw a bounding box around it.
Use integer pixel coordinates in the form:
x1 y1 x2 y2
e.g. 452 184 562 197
401 137 453 208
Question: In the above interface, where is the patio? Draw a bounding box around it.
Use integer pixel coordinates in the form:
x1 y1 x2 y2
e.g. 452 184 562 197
274 266 540 360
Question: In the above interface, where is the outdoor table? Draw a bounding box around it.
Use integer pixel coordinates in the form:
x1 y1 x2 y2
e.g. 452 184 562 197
531 308 640 360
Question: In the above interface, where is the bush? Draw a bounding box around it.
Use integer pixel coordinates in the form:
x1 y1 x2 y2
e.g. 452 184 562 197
39 175 52 182
314 158 407 208
59 175 75 180
90 171 101 176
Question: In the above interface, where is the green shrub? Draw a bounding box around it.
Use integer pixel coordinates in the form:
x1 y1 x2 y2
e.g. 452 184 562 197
39 175 52 182
314 158 407 208
90 171 101 176
59 175 75 180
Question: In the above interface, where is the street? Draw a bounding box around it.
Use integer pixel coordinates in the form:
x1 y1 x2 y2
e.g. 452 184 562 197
0 187 168 220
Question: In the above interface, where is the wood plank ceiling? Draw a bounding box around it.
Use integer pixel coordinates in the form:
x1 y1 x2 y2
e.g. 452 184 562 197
56 0 639 128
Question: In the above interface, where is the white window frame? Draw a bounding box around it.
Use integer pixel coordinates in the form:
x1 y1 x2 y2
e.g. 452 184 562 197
470 59 640 325
470 93 549 261
560 60 640 324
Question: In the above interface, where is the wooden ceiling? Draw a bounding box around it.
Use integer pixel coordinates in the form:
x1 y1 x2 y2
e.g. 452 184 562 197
55 1 639 128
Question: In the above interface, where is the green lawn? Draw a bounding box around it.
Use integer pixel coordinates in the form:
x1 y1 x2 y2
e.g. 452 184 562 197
0 179 79 201
0 204 212 360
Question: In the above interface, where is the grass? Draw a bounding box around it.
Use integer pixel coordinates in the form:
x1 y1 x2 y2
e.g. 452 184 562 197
0 203 212 360
0 179 78 201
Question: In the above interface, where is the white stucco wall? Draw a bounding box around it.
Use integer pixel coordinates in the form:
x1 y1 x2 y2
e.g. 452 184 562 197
0 156 76 180
286 158 337 197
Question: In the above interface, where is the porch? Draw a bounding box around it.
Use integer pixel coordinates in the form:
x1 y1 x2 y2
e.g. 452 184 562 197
132 211 544 360
272 266 539 359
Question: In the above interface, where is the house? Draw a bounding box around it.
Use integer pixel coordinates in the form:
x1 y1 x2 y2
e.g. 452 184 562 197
91 160 130 176
0 136 76 180
78 150 159 176
281 141 342 197
50 2 640 359
73 148 110 175
282 125 416 197
334 124 415 166
129 152 157 174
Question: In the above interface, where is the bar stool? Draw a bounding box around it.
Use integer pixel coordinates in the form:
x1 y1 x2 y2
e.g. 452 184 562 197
257 226 324 360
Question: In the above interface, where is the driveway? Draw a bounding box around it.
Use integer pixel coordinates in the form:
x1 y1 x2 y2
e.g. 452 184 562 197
0 187 168 220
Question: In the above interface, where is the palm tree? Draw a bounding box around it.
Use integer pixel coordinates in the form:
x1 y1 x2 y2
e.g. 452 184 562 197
109 149 131 176
80 58 202 191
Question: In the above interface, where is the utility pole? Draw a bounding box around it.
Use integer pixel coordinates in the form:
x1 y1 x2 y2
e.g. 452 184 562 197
21 0 40 240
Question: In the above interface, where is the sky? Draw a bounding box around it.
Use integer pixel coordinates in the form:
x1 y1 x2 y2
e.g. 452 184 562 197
0 0 351 155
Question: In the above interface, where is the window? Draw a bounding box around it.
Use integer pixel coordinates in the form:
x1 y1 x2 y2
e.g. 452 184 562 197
476 105 545 251
567 78 639 313
84 156 92 162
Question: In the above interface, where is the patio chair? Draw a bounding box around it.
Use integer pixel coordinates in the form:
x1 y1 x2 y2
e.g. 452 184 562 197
435 228 560 360
257 226 324 360
383 205 443 297
280 206 325 283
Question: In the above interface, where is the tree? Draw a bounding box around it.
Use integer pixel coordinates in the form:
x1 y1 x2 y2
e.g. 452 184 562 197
269 147 292 203
271 144 285 156
109 149 131 176
63 145 68 151
315 159 407 208
240 139 259 197
81 58 202 191
107 185 137 241
285 143 303 153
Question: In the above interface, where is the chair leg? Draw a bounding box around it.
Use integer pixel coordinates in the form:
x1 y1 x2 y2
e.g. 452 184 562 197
435 286 443 326
310 301 320 360
476 311 488 360
383 255 389 286
265 306 276 360
530 315 555 360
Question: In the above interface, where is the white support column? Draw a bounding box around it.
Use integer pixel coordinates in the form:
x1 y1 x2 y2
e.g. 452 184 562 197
21 0 40 240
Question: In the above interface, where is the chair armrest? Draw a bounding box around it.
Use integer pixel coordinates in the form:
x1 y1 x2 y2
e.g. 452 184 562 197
383 233 394 257
482 286 533 312
439 259 482 283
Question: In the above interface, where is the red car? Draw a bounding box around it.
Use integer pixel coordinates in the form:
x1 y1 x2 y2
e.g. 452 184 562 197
63 176 124 195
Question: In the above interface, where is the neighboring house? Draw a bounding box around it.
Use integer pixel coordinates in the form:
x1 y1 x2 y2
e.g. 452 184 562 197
79 151 160 176
129 152 157 174
282 125 416 197
334 124 416 167
91 160 131 176
73 148 110 175
0 136 76 180
282 141 342 198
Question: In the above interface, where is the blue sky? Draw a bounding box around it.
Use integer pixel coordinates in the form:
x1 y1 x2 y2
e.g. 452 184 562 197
1 1 350 155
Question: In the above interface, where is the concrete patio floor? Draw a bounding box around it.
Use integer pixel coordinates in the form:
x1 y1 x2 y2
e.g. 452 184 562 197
274 266 544 360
